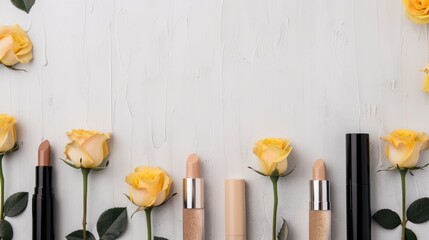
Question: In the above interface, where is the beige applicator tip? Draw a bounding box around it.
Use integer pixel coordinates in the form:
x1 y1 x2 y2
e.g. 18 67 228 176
312 159 327 180
186 153 201 178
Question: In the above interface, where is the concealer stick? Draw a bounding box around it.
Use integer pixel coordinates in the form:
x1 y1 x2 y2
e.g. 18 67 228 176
309 159 331 240
183 154 204 240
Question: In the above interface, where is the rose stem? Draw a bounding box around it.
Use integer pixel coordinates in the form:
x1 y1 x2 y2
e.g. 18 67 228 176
270 176 279 240
400 169 408 240
82 168 91 240
0 154 4 220
145 208 153 240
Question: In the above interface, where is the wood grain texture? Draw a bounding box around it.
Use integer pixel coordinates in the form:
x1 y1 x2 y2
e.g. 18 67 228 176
1 0 429 239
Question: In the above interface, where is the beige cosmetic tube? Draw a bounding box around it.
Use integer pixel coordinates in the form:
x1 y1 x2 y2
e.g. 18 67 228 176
183 154 205 240
225 179 246 240
309 159 331 240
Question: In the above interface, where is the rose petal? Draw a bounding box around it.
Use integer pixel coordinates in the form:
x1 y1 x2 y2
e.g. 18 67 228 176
81 133 110 168
64 141 92 168
152 191 167 207
0 36 14 60
130 187 155 207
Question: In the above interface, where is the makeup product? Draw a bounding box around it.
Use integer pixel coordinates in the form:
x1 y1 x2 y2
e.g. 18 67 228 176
33 140 55 240
309 159 331 240
346 133 371 240
225 179 246 240
183 154 204 240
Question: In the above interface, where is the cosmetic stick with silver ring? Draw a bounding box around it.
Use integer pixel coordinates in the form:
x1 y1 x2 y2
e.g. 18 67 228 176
183 154 205 240
309 159 331 240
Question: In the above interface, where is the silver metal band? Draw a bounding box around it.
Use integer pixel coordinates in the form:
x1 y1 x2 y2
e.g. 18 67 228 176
310 180 331 211
183 178 204 209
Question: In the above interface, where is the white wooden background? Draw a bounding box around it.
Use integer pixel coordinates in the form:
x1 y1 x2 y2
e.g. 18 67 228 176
1 0 429 239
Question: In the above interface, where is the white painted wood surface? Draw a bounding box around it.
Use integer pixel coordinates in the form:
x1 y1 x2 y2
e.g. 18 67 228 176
1 0 429 239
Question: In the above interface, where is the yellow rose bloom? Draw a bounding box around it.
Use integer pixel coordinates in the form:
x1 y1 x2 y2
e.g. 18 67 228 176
402 0 429 24
64 129 111 168
0 114 17 153
125 166 173 208
0 25 33 66
383 129 429 169
253 138 292 176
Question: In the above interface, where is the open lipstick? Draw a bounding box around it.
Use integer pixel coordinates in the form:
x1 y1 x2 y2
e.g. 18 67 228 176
309 159 331 240
183 154 204 240
33 140 55 240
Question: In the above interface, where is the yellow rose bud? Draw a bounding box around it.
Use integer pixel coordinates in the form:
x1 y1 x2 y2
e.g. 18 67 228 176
402 0 429 24
0 25 33 66
253 138 292 176
64 129 111 168
0 114 17 153
383 129 429 169
125 166 173 208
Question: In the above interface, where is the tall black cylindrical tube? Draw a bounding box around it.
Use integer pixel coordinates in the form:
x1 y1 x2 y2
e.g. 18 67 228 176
346 133 371 240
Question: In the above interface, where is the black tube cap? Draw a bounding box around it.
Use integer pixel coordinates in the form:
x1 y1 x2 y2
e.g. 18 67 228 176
346 133 371 240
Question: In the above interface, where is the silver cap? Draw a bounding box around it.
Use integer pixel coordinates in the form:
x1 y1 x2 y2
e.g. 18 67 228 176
310 180 331 211
183 178 204 209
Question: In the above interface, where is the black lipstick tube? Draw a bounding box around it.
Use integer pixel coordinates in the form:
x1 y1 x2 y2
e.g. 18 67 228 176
33 166 55 240
346 133 371 240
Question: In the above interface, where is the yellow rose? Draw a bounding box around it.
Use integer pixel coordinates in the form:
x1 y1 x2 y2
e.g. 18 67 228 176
125 166 173 208
402 0 429 24
383 129 429 169
253 138 292 176
0 25 33 66
64 129 111 168
0 114 17 153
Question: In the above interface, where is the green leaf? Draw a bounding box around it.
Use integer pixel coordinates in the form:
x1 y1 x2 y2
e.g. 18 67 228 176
277 218 289 240
410 162 429 171
377 166 397 172
4 192 28 217
372 209 401 229
124 194 131 201
154 237 168 240
61 159 79 169
407 198 429 224
130 206 144 219
124 194 142 209
4 65 27 72
0 220 13 240
157 193 177 208
66 230 96 240
97 207 127 240
405 228 417 240
9 143 19 153
93 160 110 171
10 0 35 13
248 166 268 177
279 165 296 178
